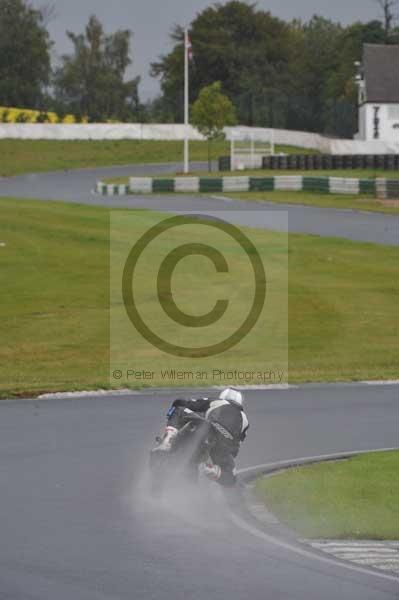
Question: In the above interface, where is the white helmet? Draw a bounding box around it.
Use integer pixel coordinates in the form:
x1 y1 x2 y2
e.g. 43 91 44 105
219 387 244 408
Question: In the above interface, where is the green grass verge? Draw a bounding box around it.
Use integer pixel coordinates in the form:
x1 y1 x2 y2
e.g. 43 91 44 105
0 140 226 177
227 191 399 215
0 140 312 177
99 182 399 216
255 451 399 539
1 198 399 397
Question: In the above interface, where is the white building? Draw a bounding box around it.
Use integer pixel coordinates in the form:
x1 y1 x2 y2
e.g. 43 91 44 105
356 44 399 142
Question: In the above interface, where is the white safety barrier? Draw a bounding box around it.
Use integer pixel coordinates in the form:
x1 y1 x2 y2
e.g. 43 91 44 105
222 176 250 192
0 123 204 141
274 175 303 191
224 126 328 152
95 175 377 196
96 182 130 195
174 177 200 192
128 177 153 193
329 138 399 155
375 179 387 199
329 177 360 194
2 122 399 155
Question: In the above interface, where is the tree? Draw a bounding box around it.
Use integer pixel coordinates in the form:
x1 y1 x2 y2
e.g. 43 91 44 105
191 82 237 171
39 2 57 27
0 0 52 107
150 2 395 136
285 17 385 136
374 0 399 38
323 20 385 136
290 16 344 133
54 15 140 122
151 2 293 126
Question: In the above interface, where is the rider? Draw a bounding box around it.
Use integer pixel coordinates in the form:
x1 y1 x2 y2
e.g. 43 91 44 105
156 387 249 487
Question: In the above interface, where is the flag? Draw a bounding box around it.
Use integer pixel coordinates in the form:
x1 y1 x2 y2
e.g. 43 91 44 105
187 34 193 62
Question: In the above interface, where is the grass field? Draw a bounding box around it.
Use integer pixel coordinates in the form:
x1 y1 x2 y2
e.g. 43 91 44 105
109 210 288 389
228 191 399 215
100 185 399 216
0 140 228 177
255 451 399 539
0 140 312 177
1 198 399 397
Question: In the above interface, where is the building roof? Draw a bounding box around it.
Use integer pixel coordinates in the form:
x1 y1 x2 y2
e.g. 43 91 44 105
363 44 399 103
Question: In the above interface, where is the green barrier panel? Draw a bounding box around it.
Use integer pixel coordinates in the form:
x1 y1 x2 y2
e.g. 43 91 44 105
359 179 376 195
153 179 174 193
102 185 107 195
199 178 223 193
249 177 275 191
113 185 119 195
303 177 329 193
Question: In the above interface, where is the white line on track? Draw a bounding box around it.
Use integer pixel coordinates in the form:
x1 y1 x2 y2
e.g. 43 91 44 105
36 379 399 399
212 384 295 390
37 384 295 399
210 195 233 202
229 512 399 582
309 541 399 573
233 449 399 583
38 379 399 400
38 389 134 399
360 380 399 385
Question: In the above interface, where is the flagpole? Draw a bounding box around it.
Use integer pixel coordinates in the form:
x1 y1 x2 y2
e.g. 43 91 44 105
184 27 189 174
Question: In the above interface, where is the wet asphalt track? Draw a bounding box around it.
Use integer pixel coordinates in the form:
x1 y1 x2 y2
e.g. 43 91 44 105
1 162 399 245
1 386 399 600
1 164 399 598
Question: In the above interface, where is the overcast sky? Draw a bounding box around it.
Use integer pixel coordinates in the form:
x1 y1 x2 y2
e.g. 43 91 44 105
30 0 383 100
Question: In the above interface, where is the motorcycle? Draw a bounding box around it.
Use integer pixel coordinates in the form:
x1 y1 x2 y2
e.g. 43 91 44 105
149 412 218 496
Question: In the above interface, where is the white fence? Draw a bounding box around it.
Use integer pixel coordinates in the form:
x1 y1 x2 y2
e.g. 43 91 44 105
0 123 204 141
225 126 328 152
1 122 399 154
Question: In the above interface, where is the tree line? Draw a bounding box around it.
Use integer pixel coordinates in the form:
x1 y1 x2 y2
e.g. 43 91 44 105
0 0 143 123
1 0 399 135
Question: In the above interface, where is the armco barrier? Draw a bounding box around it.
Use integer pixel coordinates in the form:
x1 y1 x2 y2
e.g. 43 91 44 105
96 176 381 196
